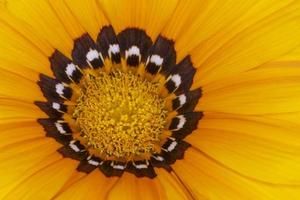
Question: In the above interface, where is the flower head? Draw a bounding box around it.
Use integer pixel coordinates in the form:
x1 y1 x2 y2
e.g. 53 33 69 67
1 0 300 199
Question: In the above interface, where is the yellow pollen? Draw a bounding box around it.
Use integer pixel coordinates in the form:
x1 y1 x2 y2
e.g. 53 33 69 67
73 70 167 160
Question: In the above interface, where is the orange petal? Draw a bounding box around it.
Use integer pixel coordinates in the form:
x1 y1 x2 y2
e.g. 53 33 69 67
191 1 300 85
155 168 193 200
4 158 78 200
187 113 300 184
173 148 300 199
0 138 60 189
64 0 109 40
0 121 45 148
0 15 51 77
196 66 300 114
98 0 178 40
55 170 118 200
0 152 62 199
0 98 46 120
5 0 74 57
106 172 162 200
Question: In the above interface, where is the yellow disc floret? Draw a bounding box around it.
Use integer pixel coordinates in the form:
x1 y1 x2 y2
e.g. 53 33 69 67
73 70 167 160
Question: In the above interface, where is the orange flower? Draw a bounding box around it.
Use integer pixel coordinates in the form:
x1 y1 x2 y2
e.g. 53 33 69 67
1 0 300 199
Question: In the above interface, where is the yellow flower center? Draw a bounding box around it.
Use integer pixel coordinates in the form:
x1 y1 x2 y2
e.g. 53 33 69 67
73 70 167 160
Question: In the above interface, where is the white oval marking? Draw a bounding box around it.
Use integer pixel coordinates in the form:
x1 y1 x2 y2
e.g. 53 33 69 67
88 159 100 166
178 94 187 107
86 49 100 61
69 141 81 152
167 141 178 152
171 74 181 88
55 83 65 95
111 162 126 170
133 163 148 169
55 122 66 134
108 44 120 57
171 115 186 131
150 54 163 66
52 102 61 110
152 155 164 161
66 63 76 77
125 45 140 59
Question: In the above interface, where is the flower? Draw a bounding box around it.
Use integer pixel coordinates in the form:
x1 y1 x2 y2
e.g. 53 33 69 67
1 0 300 199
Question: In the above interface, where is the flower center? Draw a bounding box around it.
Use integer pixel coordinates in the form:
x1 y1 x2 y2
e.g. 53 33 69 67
73 70 168 160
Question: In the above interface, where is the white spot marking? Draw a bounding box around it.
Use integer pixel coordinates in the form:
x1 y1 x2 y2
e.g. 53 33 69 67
174 115 186 131
150 54 163 66
111 162 126 170
66 63 76 77
52 102 61 110
133 163 148 169
88 159 100 166
167 141 178 152
86 49 99 61
178 94 187 107
125 45 140 59
55 83 65 95
171 74 181 88
108 44 120 57
69 141 80 152
152 155 164 161
55 122 66 134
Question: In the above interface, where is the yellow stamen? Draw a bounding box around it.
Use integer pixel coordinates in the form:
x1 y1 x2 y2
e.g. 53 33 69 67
73 70 167 160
